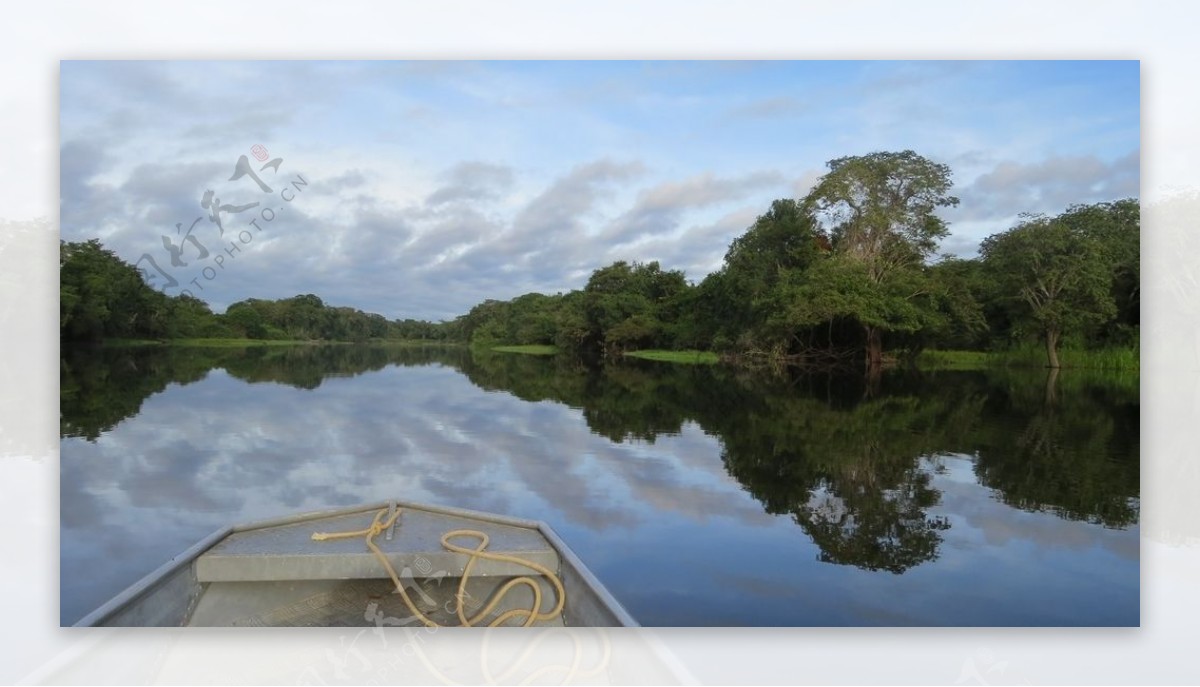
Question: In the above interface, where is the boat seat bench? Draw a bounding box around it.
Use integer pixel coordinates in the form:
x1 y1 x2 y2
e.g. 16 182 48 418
195 508 560 583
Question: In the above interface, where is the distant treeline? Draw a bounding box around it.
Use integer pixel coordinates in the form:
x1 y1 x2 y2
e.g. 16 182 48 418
59 239 451 343
61 150 1139 368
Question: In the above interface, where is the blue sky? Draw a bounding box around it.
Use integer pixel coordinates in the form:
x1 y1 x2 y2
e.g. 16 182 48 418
59 60 1140 321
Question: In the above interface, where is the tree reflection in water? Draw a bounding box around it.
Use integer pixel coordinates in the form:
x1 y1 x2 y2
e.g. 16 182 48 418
61 344 1139 573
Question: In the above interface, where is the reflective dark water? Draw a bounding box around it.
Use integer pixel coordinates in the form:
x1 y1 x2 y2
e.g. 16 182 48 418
59 344 1140 626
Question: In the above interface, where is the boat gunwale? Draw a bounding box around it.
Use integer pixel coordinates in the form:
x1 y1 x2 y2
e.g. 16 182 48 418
72 500 638 628
536 521 639 627
229 499 546 533
71 526 232 628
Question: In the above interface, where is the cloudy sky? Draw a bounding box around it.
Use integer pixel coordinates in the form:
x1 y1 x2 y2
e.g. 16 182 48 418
59 60 1139 321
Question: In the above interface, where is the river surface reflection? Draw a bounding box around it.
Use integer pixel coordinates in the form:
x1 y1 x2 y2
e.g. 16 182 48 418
60 344 1139 626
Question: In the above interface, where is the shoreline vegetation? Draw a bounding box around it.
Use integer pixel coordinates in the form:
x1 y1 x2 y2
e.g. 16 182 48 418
915 347 1139 372
624 350 720 365
61 150 1139 373
95 338 1138 374
100 338 463 349
488 344 559 355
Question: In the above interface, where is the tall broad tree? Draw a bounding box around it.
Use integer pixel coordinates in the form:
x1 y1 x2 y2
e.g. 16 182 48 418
582 261 687 354
979 212 1117 368
60 239 172 341
715 198 828 353
1054 198 1140 345
802 151 959 369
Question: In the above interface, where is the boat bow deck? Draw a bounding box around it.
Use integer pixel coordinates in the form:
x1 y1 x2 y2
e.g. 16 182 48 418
74 500 638 628
196 506 559 582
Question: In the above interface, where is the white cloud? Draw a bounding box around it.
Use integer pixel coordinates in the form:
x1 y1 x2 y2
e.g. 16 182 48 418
425 161 515 206
935 150 1139 255
602 170 785 247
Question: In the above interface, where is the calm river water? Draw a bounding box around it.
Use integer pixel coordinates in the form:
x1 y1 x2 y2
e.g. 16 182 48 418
60 344 1139 626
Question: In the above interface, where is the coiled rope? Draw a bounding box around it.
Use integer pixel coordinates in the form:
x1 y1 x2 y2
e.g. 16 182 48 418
310 507 565 628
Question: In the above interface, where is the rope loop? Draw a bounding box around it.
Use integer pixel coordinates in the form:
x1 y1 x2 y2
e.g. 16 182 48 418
311 507 565 628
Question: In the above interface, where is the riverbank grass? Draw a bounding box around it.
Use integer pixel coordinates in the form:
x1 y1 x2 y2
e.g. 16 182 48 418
490 345 559 355
625 349 720 364
918 346 1139 371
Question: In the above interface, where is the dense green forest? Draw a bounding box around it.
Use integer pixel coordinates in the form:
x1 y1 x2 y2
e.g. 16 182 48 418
60 150 1139 369
59 239 454 343
454 153 1138 369
454 199 1138 366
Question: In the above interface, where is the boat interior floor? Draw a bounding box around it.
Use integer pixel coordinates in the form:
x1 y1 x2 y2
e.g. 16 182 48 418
187 576 567 627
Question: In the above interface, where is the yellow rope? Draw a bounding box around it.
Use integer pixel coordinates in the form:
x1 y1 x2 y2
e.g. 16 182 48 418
310 507 566 628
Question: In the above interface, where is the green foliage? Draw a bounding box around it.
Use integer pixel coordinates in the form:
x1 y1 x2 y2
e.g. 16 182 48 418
580 261 688 354
699 199 830 354
164 295 229 339
60 239 174 341
458 294 582 350
390 318 450 340
918 346 1140 371
437 185 1137 370
1056 198 1140 346
805 150 959 283
799 151 961 366
60 239 449 345
919 258 989 349
982 216 1114 334
224 301 269 339
776 257 927 331
980 204 1124 366
724 199 826 273
221 295 426 342
988 343 1140 372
